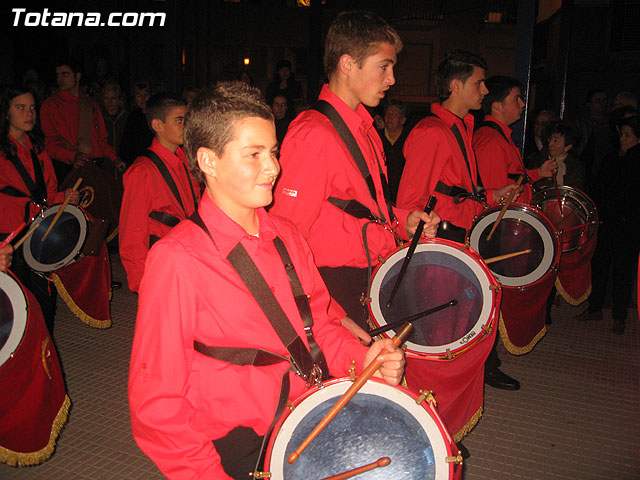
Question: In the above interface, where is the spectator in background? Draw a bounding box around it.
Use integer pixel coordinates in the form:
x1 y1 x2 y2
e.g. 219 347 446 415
265 59 304 105
21 68 47 106
238 69 255 87
611 91 639 111
271 94 291 145
380 99 409 203
89 57 116 100
524 109 558 167
182 85 197 105
120 82 154 166
100 83 129 157
532 121 585 191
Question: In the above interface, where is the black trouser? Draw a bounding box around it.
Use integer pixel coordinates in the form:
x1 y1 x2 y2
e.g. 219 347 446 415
318 266 369 331
212 427 264 479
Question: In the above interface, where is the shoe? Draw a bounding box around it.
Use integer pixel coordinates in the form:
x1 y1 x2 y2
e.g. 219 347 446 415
111 280 123 291
485 367 520 390
573 309 602 322
456 440 470 459
612 319 625 335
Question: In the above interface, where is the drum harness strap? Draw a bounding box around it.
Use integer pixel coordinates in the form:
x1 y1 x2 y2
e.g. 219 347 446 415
1 149 48 225
476 120 532 185
429 113 488 206
143 149 200 246
312 100 400 295
188 211 329 477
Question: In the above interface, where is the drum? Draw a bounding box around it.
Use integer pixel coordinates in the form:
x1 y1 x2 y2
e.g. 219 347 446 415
0 271 70 466
21 204 88 272
264 378 459 480
531 186 598 253
368 238 500 360
531 187 598 304
467 204 561 354
0 271 28 367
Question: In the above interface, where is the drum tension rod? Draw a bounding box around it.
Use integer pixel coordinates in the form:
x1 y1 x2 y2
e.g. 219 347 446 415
446 453 464 465
249 471 271 478
416 389 437 407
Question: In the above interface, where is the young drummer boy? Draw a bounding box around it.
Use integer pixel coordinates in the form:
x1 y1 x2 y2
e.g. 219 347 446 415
119 94 200 292
128 81 404 479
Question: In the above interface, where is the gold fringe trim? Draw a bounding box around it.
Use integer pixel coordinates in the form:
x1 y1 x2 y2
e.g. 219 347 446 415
51 274 111 329
105 225 119 244
453 405 483 443
0 395 71 466
498 312 546 355
555 277 591 306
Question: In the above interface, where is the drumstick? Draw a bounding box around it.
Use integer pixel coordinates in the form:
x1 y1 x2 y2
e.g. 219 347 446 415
560 221 596 234
368 299 457 337
486 175 523 241
40 177 82 243
484 249 532 265
0 222 27 248
552 171 564 218
288 322 414 464
319 457 391 480
386 196 437 309
13 221 43 249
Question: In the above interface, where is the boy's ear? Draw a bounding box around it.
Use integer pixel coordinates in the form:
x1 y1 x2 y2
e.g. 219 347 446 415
151 118 163 135
197 147 217 178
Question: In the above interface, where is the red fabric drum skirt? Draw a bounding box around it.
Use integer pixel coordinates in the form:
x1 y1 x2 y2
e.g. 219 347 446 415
366 238 500 441
264 378 462 480
468 203 560 355
0 271 69 466
532 186 598 305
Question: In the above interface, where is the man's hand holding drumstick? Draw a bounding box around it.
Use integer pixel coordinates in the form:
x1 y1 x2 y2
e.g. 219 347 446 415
362 337 405 385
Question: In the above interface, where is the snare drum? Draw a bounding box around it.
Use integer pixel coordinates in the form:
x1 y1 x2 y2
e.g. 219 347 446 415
531 187 598 304
22 204 88 272
468 204 560 354
0 271 69 465
367 238 499 441
264 378 460 480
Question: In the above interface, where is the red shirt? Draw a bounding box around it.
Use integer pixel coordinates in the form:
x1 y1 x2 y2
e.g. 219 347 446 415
128 193 368 479
473 115 541 205
119 138 200 292
40 90 117 164
0 135 64 234
397 103 496 230
271 84 410 270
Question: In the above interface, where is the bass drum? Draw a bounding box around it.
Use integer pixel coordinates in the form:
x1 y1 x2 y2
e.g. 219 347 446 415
264 378 460 480
0 271 28 367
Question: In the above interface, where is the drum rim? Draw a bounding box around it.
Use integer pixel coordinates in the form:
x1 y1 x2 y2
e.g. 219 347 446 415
468 203 560 288
265 377 453 480
22 203 88 272
531 186 599 252
0 271 28 366
368 239 499 358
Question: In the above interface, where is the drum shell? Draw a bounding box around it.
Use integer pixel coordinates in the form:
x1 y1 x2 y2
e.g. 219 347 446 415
264 377 458 480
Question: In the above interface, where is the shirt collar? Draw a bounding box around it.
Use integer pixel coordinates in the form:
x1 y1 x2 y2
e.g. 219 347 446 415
318 84 375 135
9 134 33 153
199 192 278 258
151 138 186 168
431 103 475 133
484 114 513 139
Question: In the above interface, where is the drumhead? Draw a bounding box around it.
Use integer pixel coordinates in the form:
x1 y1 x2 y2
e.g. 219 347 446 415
0 272 28 367
267 379 452 480
22 204 88 272
531 186 598 252
369 239 498 358
468 204 558 288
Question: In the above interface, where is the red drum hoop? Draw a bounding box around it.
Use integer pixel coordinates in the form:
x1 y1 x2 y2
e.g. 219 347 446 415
467 203 560 290
22 203 88 273
0 271 28 367
367 238 500 360
264 378 457 480
531 186 598 253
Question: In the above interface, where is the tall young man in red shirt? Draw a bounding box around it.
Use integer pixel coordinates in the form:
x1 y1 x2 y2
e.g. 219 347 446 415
474 75 555 205
270 11 440 342
128 81 404 479
119 94 200 293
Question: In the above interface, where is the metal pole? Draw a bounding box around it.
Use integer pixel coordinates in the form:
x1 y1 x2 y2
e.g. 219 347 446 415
513 0 536 152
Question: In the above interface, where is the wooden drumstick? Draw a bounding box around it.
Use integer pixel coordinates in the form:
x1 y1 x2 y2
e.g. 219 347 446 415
287 323 414 464
319 457 391 480
486 175 523 241
484 249 532 265
0 222 27 248
552 171 564 218
40 177 82 243
13 221 43 249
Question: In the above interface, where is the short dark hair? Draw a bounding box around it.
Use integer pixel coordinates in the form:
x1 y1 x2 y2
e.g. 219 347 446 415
482 75 523 114
435 50 487 100
324 10 402 77
145 94 186 130
183 81 274 183
543 120 580 150
55 58 82 75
